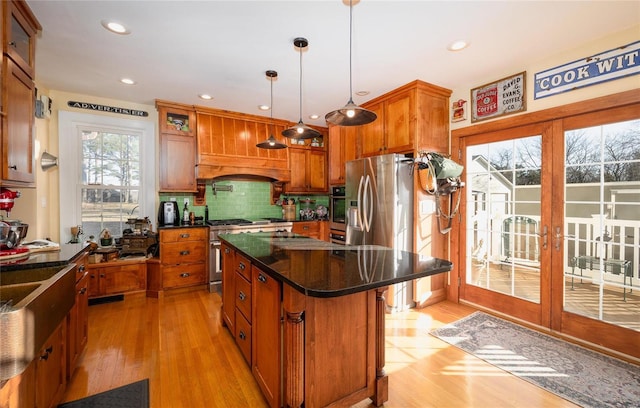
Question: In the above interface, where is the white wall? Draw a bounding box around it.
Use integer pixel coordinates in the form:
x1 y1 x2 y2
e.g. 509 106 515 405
450 25 640 132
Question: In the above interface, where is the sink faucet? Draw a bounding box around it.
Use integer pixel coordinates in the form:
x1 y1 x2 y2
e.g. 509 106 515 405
129 205 139 215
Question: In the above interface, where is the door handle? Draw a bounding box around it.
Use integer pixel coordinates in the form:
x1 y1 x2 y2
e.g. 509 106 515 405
554 227 562 251
538 226 548 250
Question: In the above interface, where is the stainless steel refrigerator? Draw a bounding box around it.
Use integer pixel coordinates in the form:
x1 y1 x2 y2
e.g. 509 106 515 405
345 153 414 309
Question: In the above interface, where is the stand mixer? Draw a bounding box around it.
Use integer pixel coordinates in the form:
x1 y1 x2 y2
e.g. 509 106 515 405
0 187 30 261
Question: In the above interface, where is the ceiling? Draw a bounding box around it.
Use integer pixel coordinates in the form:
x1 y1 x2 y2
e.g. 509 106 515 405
28 1 640 127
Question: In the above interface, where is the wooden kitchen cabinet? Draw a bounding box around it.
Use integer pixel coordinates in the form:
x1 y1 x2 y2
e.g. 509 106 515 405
156 101 197 192
35 320 66 408
66 251 89 380
359 90 414 157
3 0 40 78
251 265 282 408
87 259 147 298
358 80 451 158
0 359 35 408
291 220 325 241
1 0 40 186
285 147 327 193
150 227 208 291
221 242 236 332
328 124 357 186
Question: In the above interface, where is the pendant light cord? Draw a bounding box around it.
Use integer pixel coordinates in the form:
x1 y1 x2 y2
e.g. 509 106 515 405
349 0 353 101
299 43 303 121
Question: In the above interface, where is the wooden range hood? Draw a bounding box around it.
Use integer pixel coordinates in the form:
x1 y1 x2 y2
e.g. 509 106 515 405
195 106 293 185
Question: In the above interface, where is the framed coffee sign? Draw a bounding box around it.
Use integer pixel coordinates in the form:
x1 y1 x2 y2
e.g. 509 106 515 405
471 71 526 123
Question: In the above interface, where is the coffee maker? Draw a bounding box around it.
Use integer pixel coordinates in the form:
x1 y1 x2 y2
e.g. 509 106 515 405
158 201 180 226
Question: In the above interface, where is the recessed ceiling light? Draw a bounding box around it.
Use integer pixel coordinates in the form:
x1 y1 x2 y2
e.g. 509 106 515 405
308 114 319 120
101 20 130 35
355 91 370 96
258 105 270 111
120 78 136 85
199 94 213 100
448 40 469 51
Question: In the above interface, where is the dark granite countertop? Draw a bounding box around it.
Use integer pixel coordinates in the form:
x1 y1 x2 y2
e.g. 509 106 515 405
219 232 452 298
1 243 89 271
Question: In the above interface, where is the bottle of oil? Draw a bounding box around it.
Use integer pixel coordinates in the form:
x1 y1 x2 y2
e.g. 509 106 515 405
183 202 189 224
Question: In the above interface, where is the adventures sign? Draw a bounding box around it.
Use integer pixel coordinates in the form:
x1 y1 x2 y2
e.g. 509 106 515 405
67 101 149 117
534 41 640 99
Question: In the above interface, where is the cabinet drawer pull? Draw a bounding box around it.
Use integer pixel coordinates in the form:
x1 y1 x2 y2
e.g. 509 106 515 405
239 331 246 340
79 287 87 295
180 273 190 278
238 262 246 271
258 274 267 283
224 247 230 254
180 233 190 239
180 250 190 256
45 346 53 354
303 226 309 230
238 291 246 301
40 352 49 361
79 265 85 272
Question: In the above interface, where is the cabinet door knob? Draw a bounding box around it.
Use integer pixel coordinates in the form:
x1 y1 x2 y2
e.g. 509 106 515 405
100 274 105 278
8 165 17 170
258 274 267 284
238 262 246 271
79 287 87 295
239 331 246 340
238 291 246 301
79 265 85 272
224 248 230 254
8 41 16 48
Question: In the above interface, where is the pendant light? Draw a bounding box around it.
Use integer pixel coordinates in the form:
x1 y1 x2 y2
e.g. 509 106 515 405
282 37 321 140
325 0 377 126
257 70 287 150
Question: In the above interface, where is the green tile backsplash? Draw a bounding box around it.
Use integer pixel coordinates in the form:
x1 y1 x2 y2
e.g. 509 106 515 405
159 180 328 221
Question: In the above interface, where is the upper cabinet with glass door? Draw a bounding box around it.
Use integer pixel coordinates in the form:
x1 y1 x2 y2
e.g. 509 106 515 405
3 0 41 78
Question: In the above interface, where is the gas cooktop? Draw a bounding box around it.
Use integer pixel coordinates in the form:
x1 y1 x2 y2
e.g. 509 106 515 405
206 219 254 227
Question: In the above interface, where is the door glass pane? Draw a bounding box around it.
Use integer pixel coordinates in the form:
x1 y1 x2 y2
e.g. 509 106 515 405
564 119 640 331
466 135 542 302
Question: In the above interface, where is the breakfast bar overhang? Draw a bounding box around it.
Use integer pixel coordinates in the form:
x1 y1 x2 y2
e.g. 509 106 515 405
220 232 453 407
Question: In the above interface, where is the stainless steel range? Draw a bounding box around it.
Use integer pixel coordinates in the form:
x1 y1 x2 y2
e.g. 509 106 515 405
207 218 293 292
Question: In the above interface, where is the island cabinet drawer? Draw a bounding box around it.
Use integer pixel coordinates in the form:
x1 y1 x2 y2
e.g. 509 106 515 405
161 242 207 264
161 228 208 243
235 311 252 365
235 272 252 322
162 264 206 288
235 253 251 281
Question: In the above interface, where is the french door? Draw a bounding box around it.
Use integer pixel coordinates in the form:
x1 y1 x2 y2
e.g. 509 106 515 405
456 100 640 358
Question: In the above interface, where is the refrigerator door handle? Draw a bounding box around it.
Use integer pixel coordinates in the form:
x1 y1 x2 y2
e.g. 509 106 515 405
363 175 373 232
356 175 365 230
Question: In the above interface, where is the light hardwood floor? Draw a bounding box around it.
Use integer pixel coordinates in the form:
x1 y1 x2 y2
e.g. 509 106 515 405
61 289 579 407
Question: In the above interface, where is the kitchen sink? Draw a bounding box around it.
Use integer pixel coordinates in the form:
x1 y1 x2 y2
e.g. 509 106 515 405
0 264 76 381
0 266 64 285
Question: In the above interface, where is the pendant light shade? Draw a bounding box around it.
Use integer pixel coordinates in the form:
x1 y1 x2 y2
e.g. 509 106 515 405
282 37 321 140
325 0 377 126
257 70 287 150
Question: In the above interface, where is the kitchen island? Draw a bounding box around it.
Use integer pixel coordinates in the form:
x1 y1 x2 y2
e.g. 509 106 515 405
220 232 452 408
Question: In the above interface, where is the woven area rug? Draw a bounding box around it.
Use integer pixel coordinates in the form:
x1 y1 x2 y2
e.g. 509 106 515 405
430 312 640 408
58 379 149 408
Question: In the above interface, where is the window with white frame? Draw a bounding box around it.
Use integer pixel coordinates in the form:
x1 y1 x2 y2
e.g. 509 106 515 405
80 127 141 239
59 111 155 244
